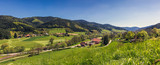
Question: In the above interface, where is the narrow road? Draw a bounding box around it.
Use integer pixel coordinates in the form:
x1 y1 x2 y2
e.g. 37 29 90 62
104 40 112 47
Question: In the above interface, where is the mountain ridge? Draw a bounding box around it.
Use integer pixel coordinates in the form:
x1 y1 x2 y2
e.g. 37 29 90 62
0 15 127 33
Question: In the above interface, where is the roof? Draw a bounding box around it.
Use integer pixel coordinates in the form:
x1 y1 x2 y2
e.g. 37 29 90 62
91 38 101 42
26 34 31 36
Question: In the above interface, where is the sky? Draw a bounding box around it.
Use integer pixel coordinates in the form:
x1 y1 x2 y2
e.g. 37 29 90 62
0 0 160 27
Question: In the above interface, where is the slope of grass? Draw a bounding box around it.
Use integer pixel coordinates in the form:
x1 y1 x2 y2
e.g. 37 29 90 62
1 39 160 65
112 29 126 32
101 29 111 33
0 40 8 45
72 32 85 35
48 28 66 34
0 36 74 50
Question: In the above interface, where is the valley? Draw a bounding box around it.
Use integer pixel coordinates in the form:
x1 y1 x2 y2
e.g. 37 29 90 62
0 15 160 65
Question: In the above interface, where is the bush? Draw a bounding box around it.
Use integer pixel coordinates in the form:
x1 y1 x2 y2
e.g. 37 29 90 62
150 28 159 37
61 43 67 48
1 43 9 50
14 46 25 52
136 30 148 41
125 31 135 41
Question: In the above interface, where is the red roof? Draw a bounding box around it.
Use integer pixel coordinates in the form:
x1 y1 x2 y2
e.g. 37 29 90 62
92 38 101 42
26 34 31 37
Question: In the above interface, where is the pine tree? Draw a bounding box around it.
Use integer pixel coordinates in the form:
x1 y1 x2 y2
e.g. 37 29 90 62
103 34 109 45
14 33 18 38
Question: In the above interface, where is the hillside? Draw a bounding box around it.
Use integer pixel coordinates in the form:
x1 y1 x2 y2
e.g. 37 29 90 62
143 23 159 32
22 16 58 26
0 18 35 32
0 15 126 33
1 39 160 65
37 18 101 32
74 20 126 32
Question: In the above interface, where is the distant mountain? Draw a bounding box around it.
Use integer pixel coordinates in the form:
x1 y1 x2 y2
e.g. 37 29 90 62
143 23 160 31
37 18 101 32
122 27 140 31
74 20 126 31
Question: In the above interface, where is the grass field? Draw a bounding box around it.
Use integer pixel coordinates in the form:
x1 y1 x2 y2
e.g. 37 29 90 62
101 29 111 33
2 39 160 65
101 29 126 33
0 35 74 50
112 29 126 32
48 28 66 34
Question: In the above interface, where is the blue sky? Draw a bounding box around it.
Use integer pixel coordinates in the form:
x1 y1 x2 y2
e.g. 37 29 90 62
0 0 160 27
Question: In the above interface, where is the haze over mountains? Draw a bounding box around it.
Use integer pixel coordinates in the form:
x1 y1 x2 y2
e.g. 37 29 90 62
122 27 140 31
123 24 155 31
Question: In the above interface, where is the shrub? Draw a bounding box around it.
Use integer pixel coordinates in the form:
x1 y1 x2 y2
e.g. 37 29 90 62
61 43 67 48
125 31 135 41
136 30 148 41
14 46 25 52
1 43 9 50
150 28 159 37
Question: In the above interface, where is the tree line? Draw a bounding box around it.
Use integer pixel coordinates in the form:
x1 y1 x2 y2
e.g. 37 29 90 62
0 43 25 54
102 28 160 45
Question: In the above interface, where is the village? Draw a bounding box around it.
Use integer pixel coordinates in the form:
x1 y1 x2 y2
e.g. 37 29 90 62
79 38 101 47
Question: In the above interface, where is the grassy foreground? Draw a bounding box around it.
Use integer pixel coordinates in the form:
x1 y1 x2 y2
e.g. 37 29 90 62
1 39 160 65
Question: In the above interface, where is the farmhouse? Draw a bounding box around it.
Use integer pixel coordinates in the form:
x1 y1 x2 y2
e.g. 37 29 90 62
91 38 101 44
25 34 31 37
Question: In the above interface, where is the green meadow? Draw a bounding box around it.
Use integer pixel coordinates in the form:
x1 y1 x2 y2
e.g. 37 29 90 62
0 36 74 50
0 28 85 50
48 28 66 34
1 38 160 65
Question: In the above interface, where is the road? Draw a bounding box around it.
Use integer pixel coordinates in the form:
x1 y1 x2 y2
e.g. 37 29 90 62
104 40 112 47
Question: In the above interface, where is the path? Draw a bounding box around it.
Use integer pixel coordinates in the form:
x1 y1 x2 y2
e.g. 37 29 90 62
104 40 112 47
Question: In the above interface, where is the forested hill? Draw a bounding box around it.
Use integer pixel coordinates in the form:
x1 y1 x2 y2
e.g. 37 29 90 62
143 23 160 32
0 15 127 33
74 20 126 31
122 27 140 31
